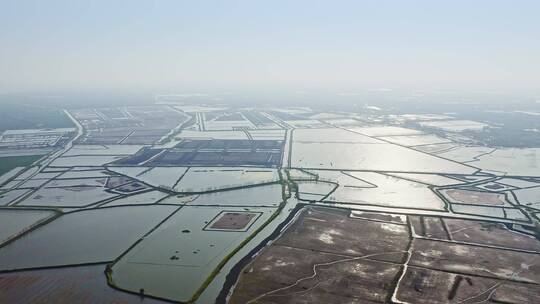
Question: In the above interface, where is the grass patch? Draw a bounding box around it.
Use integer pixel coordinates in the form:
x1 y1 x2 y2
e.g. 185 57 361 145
0 155 43 176
0 103 73 131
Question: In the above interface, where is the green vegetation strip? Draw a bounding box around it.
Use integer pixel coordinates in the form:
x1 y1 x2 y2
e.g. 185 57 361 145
0 103 73 131
189 169 291 303
106 172 293 303
0 155 43 176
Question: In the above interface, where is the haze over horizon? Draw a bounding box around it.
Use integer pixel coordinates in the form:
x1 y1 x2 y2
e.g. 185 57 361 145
1 0 539 96
2 3 540 303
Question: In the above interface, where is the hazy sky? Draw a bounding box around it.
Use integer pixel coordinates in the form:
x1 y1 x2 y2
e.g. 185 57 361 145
1 0 539 94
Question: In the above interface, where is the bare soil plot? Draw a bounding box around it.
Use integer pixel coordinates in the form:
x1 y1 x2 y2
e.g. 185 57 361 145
444 218 540 251
397 266 540 303
230 206 540 304
396 267 498 303
409 238 540 283
274 207 409 263
350 211 407 224
230 245 400 304
229 206 408 303
490 282 540 303
206 212 260 231
410 216 449 239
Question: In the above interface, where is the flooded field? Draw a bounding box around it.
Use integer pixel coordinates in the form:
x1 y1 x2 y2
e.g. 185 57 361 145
0 209 57 244
110 166 188 189
185 183 284 207
347 126 424 136
100 190 169 207
0 206 177 271
473 148 540 176
174 167 279 193
441 189 510 206
110 206 278 303
0 264 167 303
17 186 119 208
50 155 127 167
291 141 476 174
378 134 452 146
322 171 447 210
0 189 31 206
419 120 489 132
1 104 539 303
385 172 464 186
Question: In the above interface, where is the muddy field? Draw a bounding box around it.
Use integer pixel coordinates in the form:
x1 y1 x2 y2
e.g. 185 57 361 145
208 212 259 230
229 206 540 304
229 206 410 303
396 267 540 303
